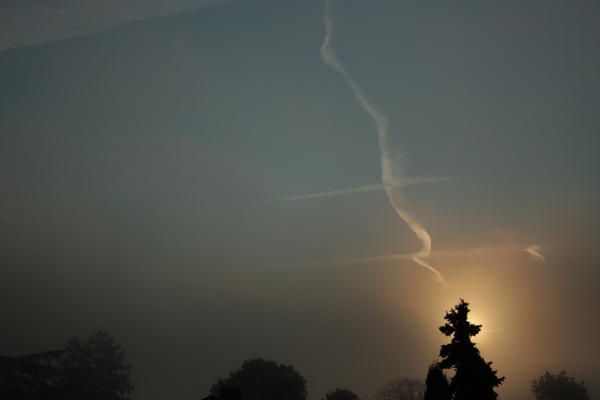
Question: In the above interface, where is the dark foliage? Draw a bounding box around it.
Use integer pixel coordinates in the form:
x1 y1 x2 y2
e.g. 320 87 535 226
0 331 133 400
217 386 242 400
424 363 451 400
531 370 589 400
210 358 307 400
375 378 424 400
0 351 65 399
323 388 360 400
59 330 133 400
438 299 504 400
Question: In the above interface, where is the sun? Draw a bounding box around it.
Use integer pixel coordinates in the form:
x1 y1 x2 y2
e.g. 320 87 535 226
468 311 496 343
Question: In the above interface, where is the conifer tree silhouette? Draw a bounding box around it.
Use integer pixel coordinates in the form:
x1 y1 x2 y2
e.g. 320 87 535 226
424 363 451 400
60 331 133 400
437 299 504 400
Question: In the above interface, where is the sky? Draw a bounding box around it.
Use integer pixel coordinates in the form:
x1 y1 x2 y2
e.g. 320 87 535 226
1 0 600 399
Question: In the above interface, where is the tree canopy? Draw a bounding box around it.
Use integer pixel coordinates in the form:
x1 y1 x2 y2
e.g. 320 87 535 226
323 388 360 400
59 330 133 400
0 331 132 400
210 358 307 400
531 370 589 400
375 378 424 400
0 350 65 399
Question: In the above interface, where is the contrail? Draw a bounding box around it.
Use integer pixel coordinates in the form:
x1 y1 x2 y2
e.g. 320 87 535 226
274 244 536 270
320 0 447 286
524 245 545 263
270 176 453 201
0 0 237 52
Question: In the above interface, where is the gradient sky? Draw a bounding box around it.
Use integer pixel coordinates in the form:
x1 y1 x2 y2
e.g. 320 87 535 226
1 1 599 399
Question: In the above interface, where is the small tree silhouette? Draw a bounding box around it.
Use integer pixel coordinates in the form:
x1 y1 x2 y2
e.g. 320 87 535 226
323 388 360 400
437 299 504 400
375 378 424 400
59 330 133 400
424 363 451 400
531 371 589 400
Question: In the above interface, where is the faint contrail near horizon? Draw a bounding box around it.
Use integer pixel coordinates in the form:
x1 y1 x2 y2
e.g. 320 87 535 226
270 176 453 202
320 0 447 286
274 243 539 270
0 0 237 52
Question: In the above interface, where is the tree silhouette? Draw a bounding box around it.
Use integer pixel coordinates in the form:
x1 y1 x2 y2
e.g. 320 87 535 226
59 331 133 400
0 350 65 399
531 371 589 400
210 358 307 400
437 299 504 400
375 378 424 400
323 388 360 400
424 363 451 400
218 386 243 400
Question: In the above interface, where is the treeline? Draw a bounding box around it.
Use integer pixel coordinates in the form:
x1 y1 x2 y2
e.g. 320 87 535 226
0 331 132 400
205 300 590 400
1 300 591 400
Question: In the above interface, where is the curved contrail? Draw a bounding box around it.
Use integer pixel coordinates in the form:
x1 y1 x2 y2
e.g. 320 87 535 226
320 0 447 286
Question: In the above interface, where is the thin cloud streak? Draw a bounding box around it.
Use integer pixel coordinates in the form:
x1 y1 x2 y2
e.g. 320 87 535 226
276 244 538 270
0 0 237 51
321 0 447 285
270 176 453 202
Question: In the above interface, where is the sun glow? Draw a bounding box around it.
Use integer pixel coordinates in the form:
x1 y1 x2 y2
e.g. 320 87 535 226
468 311 491 342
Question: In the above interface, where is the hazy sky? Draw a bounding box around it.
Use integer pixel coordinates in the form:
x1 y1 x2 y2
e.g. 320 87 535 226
1 1 599 399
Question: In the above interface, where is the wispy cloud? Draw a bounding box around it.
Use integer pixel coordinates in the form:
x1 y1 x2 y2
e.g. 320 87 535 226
270 176 453 202
0 0 237 51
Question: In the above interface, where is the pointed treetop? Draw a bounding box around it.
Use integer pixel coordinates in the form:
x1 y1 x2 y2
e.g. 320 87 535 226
439 299 482 340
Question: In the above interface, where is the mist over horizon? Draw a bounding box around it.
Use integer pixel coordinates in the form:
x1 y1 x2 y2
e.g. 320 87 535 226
1 1 599 399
